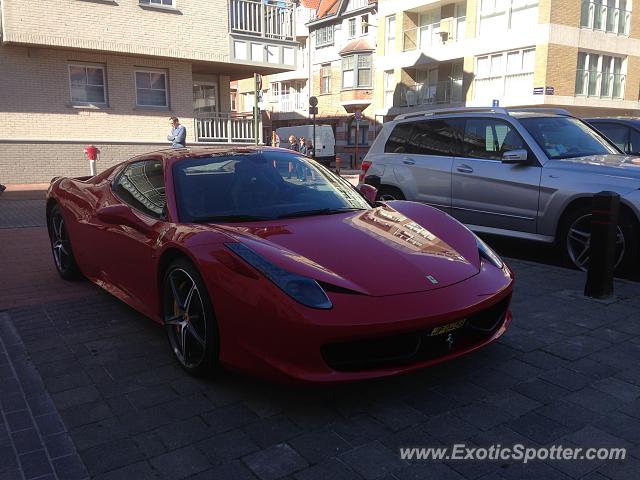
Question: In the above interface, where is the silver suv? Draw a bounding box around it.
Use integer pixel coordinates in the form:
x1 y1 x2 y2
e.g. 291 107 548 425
361 107 640 273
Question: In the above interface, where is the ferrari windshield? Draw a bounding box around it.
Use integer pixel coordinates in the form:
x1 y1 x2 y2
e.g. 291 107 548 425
173 151 371 223
518 116 620 160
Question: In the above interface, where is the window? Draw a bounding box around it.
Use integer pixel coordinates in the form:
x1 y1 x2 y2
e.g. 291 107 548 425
478 0 538 35
361 14 369 35
342 54 372 89
591 122 630 151
385 15 396 53
406 119 459 156
580 0 631 35
139 0 174 7
230 91 237 111
193 83 218 116
461 119 526 161
384 70 395 108
348 121 368 145
69 64 106 104
474 47 535 101
575 52 626 98
135 70 168 107
321 64 332 94
114 160 166 218
348 18 356 38
384 122 414 153
419 11 441 48
316 25 334 47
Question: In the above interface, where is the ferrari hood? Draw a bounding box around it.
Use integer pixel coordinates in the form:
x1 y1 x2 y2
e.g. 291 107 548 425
217 205 481 297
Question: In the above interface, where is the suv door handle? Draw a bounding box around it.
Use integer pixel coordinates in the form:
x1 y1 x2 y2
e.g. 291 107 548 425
402 157 415 165
456 164 474 173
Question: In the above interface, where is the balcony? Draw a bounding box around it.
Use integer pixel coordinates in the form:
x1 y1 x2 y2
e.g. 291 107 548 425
580 0 631 35
229 0 298 70
391 80 463 108
196 113 256 143
402 18 466 52
269 92 309 113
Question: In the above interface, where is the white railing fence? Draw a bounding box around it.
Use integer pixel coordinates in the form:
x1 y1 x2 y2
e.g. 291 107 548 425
269 92 308 112
401 80 463 106
230 0 295 40
196 114 255 143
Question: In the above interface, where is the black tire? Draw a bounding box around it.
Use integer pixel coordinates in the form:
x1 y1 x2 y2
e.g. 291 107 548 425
558 205 638 274
47 204 82 280
376 186 405 202
162 258 220 375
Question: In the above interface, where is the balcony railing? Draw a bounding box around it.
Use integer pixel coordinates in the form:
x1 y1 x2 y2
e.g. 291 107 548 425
196 113 255 143
402 18 466 52
397 80 463 107
230 0 295 41
575 69 625 98
269 92 308 112
580 0 631 35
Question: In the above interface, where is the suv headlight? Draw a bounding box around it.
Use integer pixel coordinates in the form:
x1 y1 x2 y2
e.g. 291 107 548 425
476 236 504 269
226 243 332 309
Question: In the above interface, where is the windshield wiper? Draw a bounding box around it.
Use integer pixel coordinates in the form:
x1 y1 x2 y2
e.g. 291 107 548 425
192 214 273 223
278 208 365 219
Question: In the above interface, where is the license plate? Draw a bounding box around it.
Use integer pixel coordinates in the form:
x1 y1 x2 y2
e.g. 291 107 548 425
429 319 466 336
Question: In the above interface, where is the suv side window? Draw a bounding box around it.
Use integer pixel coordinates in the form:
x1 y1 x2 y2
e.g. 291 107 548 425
461 118 526 161
113 159 166 218
406 119 458 156
592 122 630 153
630 128 640 154
384 122 414 153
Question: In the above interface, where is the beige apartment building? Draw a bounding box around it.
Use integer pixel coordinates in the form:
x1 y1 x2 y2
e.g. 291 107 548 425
0 0 299 183
374 0 640 120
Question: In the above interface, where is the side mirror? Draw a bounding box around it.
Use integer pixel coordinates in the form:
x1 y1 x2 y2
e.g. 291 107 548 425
356 183 378 204
502 149 528 164
97 204 151 233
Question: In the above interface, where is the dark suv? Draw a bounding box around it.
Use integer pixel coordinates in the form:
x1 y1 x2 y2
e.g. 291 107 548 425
585 117 640 155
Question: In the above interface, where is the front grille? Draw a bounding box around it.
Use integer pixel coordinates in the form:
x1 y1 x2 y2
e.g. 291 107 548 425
321 295 511 372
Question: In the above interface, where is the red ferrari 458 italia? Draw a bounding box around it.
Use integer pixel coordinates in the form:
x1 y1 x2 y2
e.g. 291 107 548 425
46 147 513 383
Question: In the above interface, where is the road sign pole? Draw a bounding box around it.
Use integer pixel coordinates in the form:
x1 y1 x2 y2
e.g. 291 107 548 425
254 73 259 146
355 120 359 170
308 96 319 160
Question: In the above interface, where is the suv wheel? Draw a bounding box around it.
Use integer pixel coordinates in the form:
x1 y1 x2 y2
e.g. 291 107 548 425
559 206 638 274
376 186 405 202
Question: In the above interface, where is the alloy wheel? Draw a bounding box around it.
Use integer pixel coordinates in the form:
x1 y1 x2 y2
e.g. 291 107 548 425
566 214 625 271
50 213 71 273
164 268 208 369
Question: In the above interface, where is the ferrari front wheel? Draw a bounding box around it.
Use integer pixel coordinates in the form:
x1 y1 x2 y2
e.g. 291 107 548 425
48 204 82 280
163 259 219 375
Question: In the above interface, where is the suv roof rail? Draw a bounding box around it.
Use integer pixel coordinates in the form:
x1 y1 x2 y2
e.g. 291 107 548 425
395 106 509 121
508 107 573 116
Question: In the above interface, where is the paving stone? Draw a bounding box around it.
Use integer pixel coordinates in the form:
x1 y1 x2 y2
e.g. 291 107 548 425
125 384 179 409
294 458 362 480
380 424 442 452
149 446 211 480
35 412 66 436
564 388 624 414
81 438 145 476
201 403 259 434
244 415 303 448
19 449 53 479
133 431 167 459
538 368 591 392
51 385 101 410
513 379 570 405
367 401 426 432
287 429 351 464
60 400 113 429
566 358 618 380
0 392 27 413
0 446 19 473
423 412 480 443
197 428 260 464
153 416 212 450
592 411 640 445
519 351 569 371
499 461 572 480
6 409 34 433
160 393 215 422
44 372 93 393
11 428 43 454
331 414 394 447
93 461 159 480
452 402 511 431
482 390 542 418
190 460 258 480
338 441 404 480
405 389 460 417
70 417 128 451
591 377 640 403
118 406 172 436
395 462 466 480
597 456 640 480
244 443 308 480
43 432 76 459
52 453 90 480
536 401 605 430
507 412 574 444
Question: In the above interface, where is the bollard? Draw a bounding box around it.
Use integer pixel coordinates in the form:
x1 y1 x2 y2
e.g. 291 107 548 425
584 191 620 299
83 145 99 176
335 154 341 176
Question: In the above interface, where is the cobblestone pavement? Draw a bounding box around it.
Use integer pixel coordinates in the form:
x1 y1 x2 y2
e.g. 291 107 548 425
1 189 639 480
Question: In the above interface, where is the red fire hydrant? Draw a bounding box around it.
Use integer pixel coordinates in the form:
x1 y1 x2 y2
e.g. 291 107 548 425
335 154 341 176
83 145 99 176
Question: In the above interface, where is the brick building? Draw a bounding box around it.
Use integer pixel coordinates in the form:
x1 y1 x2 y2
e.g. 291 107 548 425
373 0 640 119
0 0 298 183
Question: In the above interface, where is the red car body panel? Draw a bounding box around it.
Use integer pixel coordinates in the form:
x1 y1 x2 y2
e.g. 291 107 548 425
46 147 514 383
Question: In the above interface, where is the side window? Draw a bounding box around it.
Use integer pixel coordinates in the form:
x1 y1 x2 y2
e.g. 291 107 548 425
405 119 457 156
384 122 413 153
461 119 525 160
630 128 640 154
592 123 629 153
114 160 166 218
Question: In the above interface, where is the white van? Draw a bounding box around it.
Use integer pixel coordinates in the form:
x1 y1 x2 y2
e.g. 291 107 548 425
275 125 335 166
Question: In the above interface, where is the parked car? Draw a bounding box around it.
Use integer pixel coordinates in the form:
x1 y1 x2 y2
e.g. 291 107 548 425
275 124 335 166
46 146 513 382
585 117 640 155
360 107 640 273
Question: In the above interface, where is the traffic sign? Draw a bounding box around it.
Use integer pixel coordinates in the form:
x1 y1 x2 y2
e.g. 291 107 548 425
309 96 318 107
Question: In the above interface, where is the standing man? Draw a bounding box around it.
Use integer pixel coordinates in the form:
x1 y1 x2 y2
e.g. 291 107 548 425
167 117 187 148
287 135 299 151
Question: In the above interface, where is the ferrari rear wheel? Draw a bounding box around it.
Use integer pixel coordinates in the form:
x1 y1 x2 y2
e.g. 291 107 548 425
48 204 82 280
163 259 219 375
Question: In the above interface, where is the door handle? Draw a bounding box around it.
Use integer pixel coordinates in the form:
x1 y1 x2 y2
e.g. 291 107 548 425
456 164 474 173
402 157 415 165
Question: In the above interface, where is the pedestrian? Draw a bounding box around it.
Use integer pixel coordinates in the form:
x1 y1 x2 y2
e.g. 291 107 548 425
298 137 307 156
0 184 6 193
167 116 187 148
287 135 298 152
305 139 314 158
